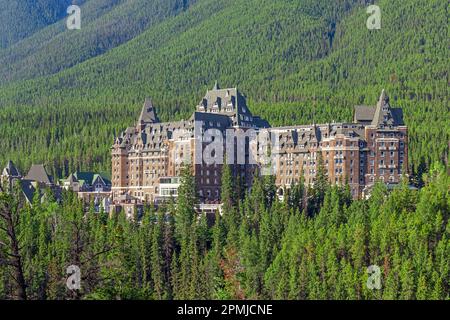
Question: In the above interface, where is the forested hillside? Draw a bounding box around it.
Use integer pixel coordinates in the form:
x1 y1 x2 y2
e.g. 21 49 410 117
0 0 447 179
0 0 75 49
0 163 448 299
0 0 196 83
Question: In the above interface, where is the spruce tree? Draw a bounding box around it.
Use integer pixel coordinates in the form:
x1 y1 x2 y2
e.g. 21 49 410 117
175 165 197 243
150 211 164 299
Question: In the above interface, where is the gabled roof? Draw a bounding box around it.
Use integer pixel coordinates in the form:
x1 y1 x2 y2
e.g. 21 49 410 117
20 179 37 204
25 164 52 185
253 116 271 128
67 173 78 183
195 83 262 128
197 83 239 113
391 108 404 126
92 174 107 186
2 160 20 177
138 98 159 124
73 172 111 186
20 180 61 205
372 89 392 126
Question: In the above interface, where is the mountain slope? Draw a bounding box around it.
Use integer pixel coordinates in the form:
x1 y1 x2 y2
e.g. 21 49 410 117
0 0 76 49
0 0 447 178
0 0 195 83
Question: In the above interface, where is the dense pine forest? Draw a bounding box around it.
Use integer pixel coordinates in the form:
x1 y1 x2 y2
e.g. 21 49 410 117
0 163 448 300
0 0 75 48
0 0 448 179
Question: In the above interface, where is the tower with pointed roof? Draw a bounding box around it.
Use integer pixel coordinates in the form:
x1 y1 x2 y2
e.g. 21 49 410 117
1 160 22 190
371 89 394 127
2 160 21 179
138 98 159 131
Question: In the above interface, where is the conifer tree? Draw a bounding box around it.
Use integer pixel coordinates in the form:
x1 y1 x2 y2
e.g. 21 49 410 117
162 211 175 299
0 184 27 300
308 152 328 216
175 165 197 243
170 250 180 299
150 211 164 299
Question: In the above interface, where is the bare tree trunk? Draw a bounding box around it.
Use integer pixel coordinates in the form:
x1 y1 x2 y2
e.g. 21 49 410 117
0 192 27 300
7 214 27 300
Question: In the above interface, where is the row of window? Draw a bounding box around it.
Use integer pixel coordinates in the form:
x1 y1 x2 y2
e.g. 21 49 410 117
369 176 397 183
368 168 398 175
198 189 220 198
200 169 219 176
199 178 219 185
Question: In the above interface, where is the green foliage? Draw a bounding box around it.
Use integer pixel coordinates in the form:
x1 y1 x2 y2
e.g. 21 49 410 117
0 0 196 83
0 0 74 49
0 162 448 300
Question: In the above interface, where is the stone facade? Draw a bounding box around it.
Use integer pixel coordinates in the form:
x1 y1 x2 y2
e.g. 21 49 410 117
111 84 407 209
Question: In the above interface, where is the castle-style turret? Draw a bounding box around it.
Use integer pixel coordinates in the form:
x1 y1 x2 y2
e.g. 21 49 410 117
354 89 404 127
138 98 159 131
2 160 21 178
1 160 21 191
195 82 261 128
372 89 395 127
